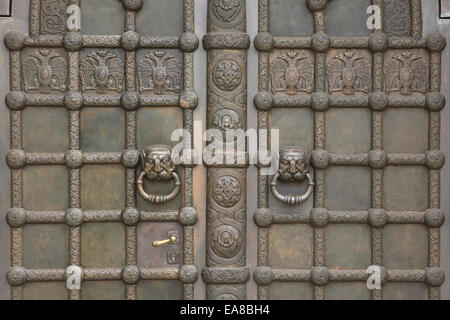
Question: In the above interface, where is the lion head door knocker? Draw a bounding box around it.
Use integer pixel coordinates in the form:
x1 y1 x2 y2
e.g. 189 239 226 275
137 145 180 204
271 147 314 205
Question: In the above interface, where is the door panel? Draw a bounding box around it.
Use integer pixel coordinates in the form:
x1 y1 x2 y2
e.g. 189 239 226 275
1 0 449 301
253 0 446 300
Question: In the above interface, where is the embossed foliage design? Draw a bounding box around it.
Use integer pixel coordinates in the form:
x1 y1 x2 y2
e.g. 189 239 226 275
385 51 429 95
270 51 314 95
22 49 67 93
40 0 69 35
327 50 371 95
138 51 182 95
80 50 124 94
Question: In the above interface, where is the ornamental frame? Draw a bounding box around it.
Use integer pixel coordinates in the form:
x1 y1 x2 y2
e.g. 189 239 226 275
253 0 446 300
4 0 198 300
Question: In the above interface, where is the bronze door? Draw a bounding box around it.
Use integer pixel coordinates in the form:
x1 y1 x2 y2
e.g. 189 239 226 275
0 0 449 300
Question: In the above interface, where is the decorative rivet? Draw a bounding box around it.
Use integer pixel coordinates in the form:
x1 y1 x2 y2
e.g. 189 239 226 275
121 91 140 111
5 91 26 110
65 208 83 227
7 208 26 228
311 92 329 111
179 207 198 226
179 91 198 110
425 267 445 287
121 31 140 51
425 92 446 111
7 267 26 286
310 208 329 227
4 31 24 51
122 0 144 11
253 91 273 111
427 33 446 53
310 266 329 285
65 150 83 169
254 32 273 52
121 207 140 226
6 149 26 169
65 91 83 110
368 32 388 52
253 208 274 228
426 150 445 169
64 31 83 52
121 149 140 168
311 32 329 53
179 265 198 284
179 32 199 52
424 208 445 228
122 265 141 285
369 150 387 169
311 149 329 169
253 266 273 285
306 0 328 11
368 92 388 111
368 208 387 228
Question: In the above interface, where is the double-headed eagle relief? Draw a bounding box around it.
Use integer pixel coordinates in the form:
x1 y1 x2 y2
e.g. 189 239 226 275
270 52 314 95
138 52 182 95
80 50 124 94
384 51 429 95
22 49 67 94
327 50 371 95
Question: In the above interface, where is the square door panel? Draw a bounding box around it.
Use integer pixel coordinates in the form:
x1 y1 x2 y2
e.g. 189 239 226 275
326 224 371 270
23 107 68 153
269 0 314 37
23 224 69 269
137 280 183 300
81 0 124 35
23 282 68 300
325 109 371 153
326 0 372 36
81 108 125 152
268 282 313 300
383 224 428 270
383 283 429 300
383 166 428 211
136 0 183 36
383 109 429 154
81 281 125 300
23 166 69 211
81 222 125 268
325 167 371 211
270 108 314 150
81 165 125 210
326 283 371 300
268 224 313 269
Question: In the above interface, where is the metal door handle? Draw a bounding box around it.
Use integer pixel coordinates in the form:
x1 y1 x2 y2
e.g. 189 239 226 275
271 147 314 205
137 145 180 204
153 235 177 247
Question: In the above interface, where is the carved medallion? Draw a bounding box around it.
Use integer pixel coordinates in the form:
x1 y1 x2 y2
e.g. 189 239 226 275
213 175 241 208
80 50 124 94
212 0 241 22
384 0 411 38
327 50 371 95
385 51 429 95
270 51 314 95
40 0 69 35
138 52 181 95
22 49 67 93
210 224 242 259
213 109 241 131
213 59 242 92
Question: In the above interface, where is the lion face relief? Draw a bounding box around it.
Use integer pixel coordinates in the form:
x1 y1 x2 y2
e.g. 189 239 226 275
278 147 310 182
141 145 176 181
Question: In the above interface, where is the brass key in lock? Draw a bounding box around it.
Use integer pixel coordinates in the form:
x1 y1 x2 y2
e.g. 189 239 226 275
152 235 177 247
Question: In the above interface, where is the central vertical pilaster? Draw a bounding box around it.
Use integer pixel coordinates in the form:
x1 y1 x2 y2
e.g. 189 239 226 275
202 0 250 300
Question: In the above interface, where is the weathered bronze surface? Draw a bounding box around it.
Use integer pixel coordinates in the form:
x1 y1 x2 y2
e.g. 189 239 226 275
254 0 446 300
